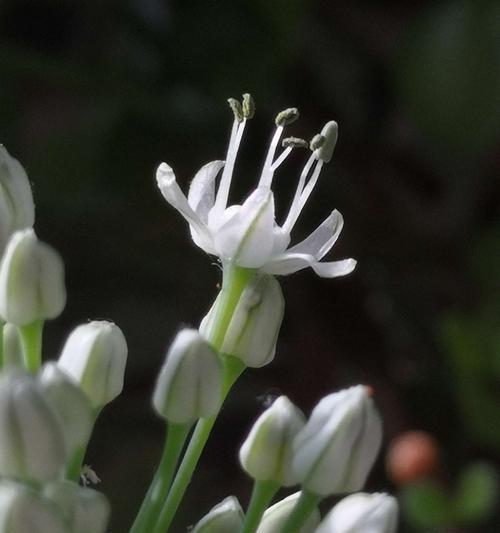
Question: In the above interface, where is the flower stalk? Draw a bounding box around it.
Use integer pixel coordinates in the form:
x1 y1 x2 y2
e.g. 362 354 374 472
18 319 43 373
281 490 322 533
241 480 280 533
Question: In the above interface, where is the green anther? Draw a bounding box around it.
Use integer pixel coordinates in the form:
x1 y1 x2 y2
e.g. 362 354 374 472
309 134 325 151
242 93 255 119
314 121 338 162
282 137 308 149
275 108 299 127
227 98 244 122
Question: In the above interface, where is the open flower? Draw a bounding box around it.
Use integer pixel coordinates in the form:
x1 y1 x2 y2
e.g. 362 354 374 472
156 95 356 278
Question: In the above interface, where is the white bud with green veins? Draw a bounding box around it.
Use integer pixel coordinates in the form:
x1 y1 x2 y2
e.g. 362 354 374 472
256 492 320 533
292 385 382 496
0 146 35 257
239 396 305 486
0 229 66 326
200 275 284 368
0 481 68 533
44 480 110 533
57 321 128 410
38 363 94 457
192 496 244 533
315 492 398 533
153 328 222 424
0 372 67 483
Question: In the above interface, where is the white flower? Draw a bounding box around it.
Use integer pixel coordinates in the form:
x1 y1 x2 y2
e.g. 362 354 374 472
192 496 244 533
156 97 356 277
257 492 320 533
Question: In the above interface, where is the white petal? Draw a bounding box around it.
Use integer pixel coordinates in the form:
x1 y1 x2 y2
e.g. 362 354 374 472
156 163 214 253
214 187 275 268
187 160 224 223
311 258 357 278
263 253 356 278
287 210 344 260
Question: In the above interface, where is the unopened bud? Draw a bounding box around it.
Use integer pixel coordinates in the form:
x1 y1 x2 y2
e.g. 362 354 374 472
242 93 255 119
0 146 35 256
192 496 244 533
153 329 221 424
315 492 398 533
200 275 284 368
38 363 94 456
0 481 67 533
0 373 66 483
239 396 305 486
0 229 66 326
58 321 128 410
282 137 308 149
275 108 299 127
292 385 382 496
227 98 244 122
257 492 320 533
44 480 110 533
313 121 338 163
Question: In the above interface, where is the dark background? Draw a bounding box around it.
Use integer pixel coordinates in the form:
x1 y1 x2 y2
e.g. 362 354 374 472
1 1 499 531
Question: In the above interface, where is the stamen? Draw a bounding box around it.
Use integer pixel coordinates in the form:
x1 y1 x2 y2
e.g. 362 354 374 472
242 93 255 119
309 134 325 151
270 147 292 172
282 152 316 233
227 98 244 123
282 137 308 148
258 125 284 188
212 118 247 218
275 107 299 127
296 159 324 217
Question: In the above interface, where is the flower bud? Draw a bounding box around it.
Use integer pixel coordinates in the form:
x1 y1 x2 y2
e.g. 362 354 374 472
38 363 94 456
58 321 127 410
192 496 244 533
239 396 305 486
200 275 284 367
44 480 110 533
257 492 320 533
0 481 67 533
153 329 221 424
0 229 66 326
0 372 66 482
292 386 382 496
315 493 398 533
0 146 35 256
2 323 24 370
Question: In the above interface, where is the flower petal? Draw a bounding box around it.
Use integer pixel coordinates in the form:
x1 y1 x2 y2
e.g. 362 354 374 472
311 258 357 278
187 160 224 223
214 187 276 268
287 210 343 260
156 163 214 253
263 253 356 278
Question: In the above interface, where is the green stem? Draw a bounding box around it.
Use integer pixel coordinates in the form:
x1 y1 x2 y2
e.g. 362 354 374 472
281 491 321 533
18 320 44 373
130 424 190 533
241 480 280 533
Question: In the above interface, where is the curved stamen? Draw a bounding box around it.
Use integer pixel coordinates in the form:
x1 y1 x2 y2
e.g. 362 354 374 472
282 153 316 233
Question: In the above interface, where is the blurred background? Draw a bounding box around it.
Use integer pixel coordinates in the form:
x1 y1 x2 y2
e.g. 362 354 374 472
0 1 499 531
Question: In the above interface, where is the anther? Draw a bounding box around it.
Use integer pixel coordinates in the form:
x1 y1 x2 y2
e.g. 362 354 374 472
242 93 255 119
309 134 325 151
282 137 308 149
227 98 244 122
275 107 299 127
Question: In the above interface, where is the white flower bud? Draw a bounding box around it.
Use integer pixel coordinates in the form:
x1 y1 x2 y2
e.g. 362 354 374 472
0 481 67 533
2 323 24 370
200 275 284 367
0 229 66 325
192 496 244 533
38 364 94 456
0 146 35 256
0 372 66 483
315 493 398 533
257 492 320 533
292 386 382 496
44 480 110 533
153 329 222 424
58 321 128 410
239 396 305 486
